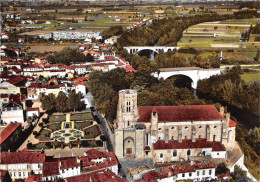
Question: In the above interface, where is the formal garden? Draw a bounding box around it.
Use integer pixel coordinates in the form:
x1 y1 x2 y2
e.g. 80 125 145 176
27 112 103 149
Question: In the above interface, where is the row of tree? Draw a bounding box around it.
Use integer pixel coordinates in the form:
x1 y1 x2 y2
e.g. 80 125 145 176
46 47 94 65
41 90 84 113
197 66 259 117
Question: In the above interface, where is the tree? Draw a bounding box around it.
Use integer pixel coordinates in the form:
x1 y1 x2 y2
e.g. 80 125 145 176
55 91 68 112
86 53 94 62
68 90 84 112
46 48 90 65
41 94 55 113
254 49 260 62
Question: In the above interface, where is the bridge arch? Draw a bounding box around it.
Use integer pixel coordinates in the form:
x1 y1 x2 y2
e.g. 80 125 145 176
166 74 195 89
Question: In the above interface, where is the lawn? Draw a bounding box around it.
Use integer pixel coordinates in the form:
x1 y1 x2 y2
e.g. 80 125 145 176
240 72 260 83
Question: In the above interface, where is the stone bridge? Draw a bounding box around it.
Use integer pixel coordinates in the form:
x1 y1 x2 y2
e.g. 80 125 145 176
124 46 178 54
152 67 224 89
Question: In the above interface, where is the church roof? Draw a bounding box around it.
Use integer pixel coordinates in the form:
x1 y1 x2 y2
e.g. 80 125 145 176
137 105 223 123
153 139 225 151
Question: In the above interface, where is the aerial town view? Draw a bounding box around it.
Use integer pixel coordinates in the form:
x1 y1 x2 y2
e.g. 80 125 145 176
0 0 259 181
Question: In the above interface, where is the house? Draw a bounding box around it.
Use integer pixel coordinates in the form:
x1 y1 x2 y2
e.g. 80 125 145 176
1 170 12 182
1 103 24 124
75 82 86 95
42 157 81 181
137 160 217 182
0 150 45 181
0 82 20 95
26 107 40 119
0 123 22 152
104 36 119 45
18 38 26 43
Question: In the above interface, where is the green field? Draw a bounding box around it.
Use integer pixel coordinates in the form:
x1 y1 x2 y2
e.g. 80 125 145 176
240 72 260 83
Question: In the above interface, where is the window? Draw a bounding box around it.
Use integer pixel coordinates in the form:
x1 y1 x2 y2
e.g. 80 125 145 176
185 126 188 129
182 173 185 177
209 170 212 175
158 128 161 130
187 149 191 156
197 171 199 176
171 136 174 140
128 140 130 143
171 127 175 130
214 126 217 128
199 135 201 139
19 172 21 177
189 173 192 177
160 153 163 158
184 136 187 139
202 151 206 156
158 137 161 140
127 121 130 127
199 126 202 128
217 153 219 155
173 150 177 157
203 170 205 175
213 135 216 142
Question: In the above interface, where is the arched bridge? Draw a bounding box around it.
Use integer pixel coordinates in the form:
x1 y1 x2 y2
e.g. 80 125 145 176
152 67 224 89
124 46 178 54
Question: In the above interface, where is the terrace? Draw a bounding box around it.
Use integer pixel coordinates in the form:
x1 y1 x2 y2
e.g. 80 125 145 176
32 112 102 149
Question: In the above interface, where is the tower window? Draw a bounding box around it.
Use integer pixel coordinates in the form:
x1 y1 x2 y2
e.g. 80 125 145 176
171 136 174 140
214 126 217 128
171 127 175 130
173 150 177 157
199 135 201 139
209 170 212 175
158 128 161 130
187 149 191 156
199 126 202 128
127 121 130 127
185 126 188 129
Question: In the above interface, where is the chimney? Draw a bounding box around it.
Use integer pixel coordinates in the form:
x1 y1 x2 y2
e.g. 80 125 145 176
192 127 196 143
226 113 230 127
165 129 169 143
178 127 182 143
220 106 224 117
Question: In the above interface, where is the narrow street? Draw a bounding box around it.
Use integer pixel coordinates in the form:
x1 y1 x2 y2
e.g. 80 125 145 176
94 108 114 152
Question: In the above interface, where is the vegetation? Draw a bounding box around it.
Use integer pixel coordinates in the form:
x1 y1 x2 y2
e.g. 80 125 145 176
41 91 84 113
46 47 94 65
197 66 259 117
102 26 123 40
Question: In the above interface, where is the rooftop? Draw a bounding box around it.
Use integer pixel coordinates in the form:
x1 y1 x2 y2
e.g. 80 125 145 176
0 123 21 144
1 150 46 164
138 105 224 123
153 139 225 151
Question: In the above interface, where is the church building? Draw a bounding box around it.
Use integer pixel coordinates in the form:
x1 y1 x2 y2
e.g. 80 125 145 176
114 89 237 163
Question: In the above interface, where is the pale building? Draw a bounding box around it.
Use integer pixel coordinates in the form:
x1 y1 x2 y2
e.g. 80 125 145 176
114 89 237 164
0 82 20 95
0 150 45 181
1 103 24 124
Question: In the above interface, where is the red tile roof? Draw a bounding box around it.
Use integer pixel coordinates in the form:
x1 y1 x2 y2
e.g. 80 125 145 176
26 174 42 182
138 105 223 123
60 157 80 169
0 123 21 144
0 170 9 181
229 119 236 127
8 76 27 85
153 139 225 151
144 146 151 151
1 150 46 164
66 170 126 182
143 161 216 181
218 173 232 179
9 94 26 104
43 161 59 177
126 65 137 72
80 149 118 172
27 107 39 112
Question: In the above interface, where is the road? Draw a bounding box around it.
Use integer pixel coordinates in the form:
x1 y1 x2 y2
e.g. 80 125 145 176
94 108 114 152
18 113 48 151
